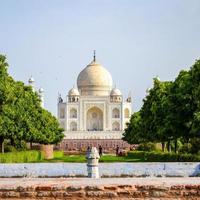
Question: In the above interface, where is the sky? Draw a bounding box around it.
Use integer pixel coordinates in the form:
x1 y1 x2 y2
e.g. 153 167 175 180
0 0 200 115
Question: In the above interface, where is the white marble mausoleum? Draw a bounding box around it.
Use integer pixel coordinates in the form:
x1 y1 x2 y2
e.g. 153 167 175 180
57 53 131 150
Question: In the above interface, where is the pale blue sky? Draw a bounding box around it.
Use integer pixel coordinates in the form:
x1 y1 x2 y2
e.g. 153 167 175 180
0 0 200 115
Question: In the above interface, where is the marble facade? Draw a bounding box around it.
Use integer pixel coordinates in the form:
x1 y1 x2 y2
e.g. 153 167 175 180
57 53 131 150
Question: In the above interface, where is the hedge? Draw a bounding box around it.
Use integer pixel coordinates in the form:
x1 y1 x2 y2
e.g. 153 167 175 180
0 150 43 163
127 151 200 162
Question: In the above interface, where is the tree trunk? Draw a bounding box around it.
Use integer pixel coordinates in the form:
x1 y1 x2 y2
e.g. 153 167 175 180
10 138 14 146
30 142 33 149
167 140 171 153
0 137 4 154
186 137 190 149
174 139 177 153
161 142 165 152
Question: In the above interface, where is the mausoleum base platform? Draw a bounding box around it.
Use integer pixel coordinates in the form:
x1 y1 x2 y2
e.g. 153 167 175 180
57 139 130 151
56 131 130 151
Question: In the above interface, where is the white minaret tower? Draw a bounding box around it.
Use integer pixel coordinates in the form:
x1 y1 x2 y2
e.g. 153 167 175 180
28 76 35 92
38 87 44 108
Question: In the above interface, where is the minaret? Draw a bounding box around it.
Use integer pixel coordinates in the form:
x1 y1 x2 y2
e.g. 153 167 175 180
58 92 63 103
127 91 132 103
38 87 44 108
28 76 35 92
93 50 96 62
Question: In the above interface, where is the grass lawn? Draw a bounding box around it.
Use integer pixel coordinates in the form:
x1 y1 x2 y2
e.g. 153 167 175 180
2 150 198 163
0 150 142 163
43 152 143 163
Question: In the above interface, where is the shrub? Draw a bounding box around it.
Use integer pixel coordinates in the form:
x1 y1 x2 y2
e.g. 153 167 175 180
179 143 192 154
0 150 44 163
136 142 156 152
127 151 145 159
127 151 200 162
190 138 200 154
4 145 17 152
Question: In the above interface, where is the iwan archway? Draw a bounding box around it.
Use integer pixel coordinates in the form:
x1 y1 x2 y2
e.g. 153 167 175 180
86 107 103 131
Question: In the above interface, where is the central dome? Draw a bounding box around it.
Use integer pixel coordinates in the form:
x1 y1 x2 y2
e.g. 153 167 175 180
77 58 113 96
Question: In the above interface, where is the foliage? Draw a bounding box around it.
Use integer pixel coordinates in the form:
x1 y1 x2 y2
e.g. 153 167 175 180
123 112 144 144
136 142 156 152
179 143 192 154
0 55 64 152
0 150 43 163
141 79 173 143
190 137 200 154
127 151 200 162
123 58 200 154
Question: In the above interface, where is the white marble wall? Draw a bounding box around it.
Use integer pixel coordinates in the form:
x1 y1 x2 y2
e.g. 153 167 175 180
58 94 132 138
0 163 199 177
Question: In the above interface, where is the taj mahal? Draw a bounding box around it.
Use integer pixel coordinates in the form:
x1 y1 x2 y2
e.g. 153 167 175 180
57 52 132 150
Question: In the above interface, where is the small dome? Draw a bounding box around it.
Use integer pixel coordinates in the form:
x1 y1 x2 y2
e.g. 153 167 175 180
39 87 44 93
155 76 160 81
110 88 122 96
68 88 79 96
28 76 35 83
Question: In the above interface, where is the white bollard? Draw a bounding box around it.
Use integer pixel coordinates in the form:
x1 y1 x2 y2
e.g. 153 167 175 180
86 147 100 178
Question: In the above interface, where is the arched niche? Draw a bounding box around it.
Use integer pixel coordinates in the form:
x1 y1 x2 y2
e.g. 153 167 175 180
70 108 77 118
112 108 120 118
112 121 120 131
86 107 103 131
70 122 77 131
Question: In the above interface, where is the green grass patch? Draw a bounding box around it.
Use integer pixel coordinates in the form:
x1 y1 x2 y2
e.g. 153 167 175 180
53 151 64 158
47 154 87 163
46 153 142 163
100 154 142 162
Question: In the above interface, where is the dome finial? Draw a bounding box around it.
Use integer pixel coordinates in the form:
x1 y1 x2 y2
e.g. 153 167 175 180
93 50 96 62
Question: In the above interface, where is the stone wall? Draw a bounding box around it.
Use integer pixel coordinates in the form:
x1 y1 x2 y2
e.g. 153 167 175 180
0 181 200 199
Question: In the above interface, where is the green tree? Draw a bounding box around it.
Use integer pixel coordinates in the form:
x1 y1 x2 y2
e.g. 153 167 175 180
0 55 9 152
190 59 200 139
123 111 144 144
140 78 173 151
123 59 200 154
0 55 64 153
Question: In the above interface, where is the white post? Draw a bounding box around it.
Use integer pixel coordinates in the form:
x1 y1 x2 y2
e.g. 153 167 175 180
86 147 100 178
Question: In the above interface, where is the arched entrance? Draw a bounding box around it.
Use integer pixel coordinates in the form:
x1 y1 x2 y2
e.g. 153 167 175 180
86 107 103 131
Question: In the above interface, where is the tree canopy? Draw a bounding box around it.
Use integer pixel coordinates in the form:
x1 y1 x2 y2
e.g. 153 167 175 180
0 55 64 152
123 58 200 153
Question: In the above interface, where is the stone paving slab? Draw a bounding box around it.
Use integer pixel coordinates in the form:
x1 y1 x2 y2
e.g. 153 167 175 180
0 177 200 187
